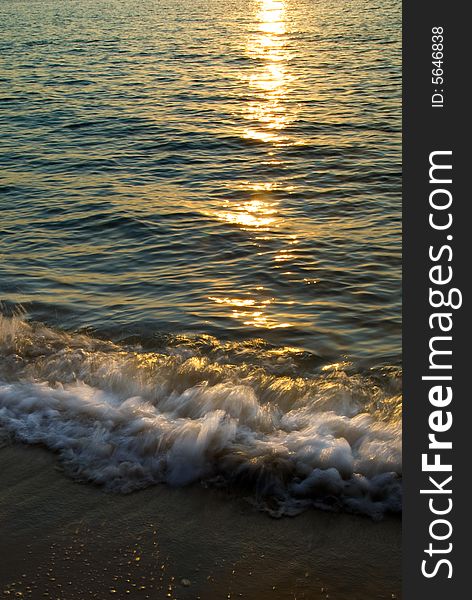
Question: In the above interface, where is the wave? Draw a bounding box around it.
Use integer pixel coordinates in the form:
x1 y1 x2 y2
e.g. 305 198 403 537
0 314 401 518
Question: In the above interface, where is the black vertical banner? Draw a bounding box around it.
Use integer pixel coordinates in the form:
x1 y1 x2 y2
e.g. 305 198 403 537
404 2 469 598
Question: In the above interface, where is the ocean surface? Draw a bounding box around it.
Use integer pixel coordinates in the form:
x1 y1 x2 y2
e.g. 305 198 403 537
0 0 401 516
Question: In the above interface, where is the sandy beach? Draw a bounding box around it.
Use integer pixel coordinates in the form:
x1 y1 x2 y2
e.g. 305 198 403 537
0 444 401 600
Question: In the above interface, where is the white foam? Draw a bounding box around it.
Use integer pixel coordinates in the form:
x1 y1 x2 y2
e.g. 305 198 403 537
0 315 402 516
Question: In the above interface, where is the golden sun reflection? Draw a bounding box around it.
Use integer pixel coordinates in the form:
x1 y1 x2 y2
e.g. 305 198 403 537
243 0 294 144
207 0 300 333
215 199 278 230
208 295 292 329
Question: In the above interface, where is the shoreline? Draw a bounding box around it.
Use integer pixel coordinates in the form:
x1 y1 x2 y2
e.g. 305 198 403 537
0 444 401 599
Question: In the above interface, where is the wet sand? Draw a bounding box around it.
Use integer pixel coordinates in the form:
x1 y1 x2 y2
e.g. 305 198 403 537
0 445 401 600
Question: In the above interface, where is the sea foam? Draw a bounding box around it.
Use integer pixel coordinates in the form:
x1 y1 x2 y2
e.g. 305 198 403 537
0 315 401 517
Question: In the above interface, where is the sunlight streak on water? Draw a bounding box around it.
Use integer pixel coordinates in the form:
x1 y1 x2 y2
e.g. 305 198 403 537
244 0 294 144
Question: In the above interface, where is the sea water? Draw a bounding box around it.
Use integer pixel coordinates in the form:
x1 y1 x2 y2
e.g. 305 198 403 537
0 0 401 516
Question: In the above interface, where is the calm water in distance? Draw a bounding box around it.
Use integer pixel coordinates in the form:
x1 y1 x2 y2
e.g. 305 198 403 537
1 0 401 362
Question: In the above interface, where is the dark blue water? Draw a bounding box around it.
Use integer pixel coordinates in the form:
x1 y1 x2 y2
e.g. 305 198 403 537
1 0 401 361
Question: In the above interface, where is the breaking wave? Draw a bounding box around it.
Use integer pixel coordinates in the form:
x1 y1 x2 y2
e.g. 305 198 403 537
0 314 401 518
